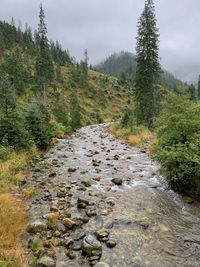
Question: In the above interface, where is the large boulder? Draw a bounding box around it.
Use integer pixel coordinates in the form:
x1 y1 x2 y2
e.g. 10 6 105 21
81 235 102 257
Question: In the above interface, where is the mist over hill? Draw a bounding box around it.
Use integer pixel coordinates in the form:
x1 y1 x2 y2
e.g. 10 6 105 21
94 51 184 91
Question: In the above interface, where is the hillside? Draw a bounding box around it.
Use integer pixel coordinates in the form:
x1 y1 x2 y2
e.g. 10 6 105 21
94 51 183 91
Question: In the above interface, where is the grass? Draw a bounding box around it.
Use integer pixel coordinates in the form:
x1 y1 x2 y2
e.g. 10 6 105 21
0 194 28 267
0 146 37 266
110 123 151 146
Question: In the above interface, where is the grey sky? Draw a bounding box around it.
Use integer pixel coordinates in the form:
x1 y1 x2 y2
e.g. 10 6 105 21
1 0 200 82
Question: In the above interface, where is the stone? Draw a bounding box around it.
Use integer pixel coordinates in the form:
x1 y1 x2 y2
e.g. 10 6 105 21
93 176 101 181
106 240 117 248
81 235 102 257
111 178 122 185
48 172 56 177
106 199 115 206
27 221 47 233
95 229 109 240
62 218 76 229
64 238 74 248
94 262 110 267
68 167 77 172
37 256 56 267
56 223 66 233
77 197 89 205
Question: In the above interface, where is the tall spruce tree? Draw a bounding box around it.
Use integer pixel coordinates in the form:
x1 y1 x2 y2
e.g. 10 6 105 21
35 4 54 105
134 0 161 126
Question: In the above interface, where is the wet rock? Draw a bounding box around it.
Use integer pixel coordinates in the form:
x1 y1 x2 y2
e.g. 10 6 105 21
68 167 77 172
63 238 74 248
113 155 119 160
81 235 102 257
93 177 101 182
86 208 97 217
106 199 115 206
73 231 86 241
50 205 59 212
94 262 110 267
48 172 56 177
134 220 149 230
77 197 89 205
66 251 76 259
111 178 123 185
62 218 76 229
95 229 110 240
37 256 56 267
27 221 47 234
106 240 117 248
56 222 66 233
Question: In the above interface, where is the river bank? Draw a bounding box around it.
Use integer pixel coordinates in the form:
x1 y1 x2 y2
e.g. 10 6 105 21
23 123 200 266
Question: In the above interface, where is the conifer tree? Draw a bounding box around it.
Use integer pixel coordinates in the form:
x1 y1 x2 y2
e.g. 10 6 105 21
188 83 196 101
134 0 161 126
198 75 200 100
35 4 54 105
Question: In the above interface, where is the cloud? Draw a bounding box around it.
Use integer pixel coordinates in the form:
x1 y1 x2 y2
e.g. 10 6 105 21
1 0 200 82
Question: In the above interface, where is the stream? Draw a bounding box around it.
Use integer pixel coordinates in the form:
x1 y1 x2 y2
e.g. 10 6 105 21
25 123 200 267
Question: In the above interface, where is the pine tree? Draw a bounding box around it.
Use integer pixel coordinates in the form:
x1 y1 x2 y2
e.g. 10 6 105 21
198 75 200 100
70 92 81 129
134 0 161 126
35 4 54 105
188 83 196 101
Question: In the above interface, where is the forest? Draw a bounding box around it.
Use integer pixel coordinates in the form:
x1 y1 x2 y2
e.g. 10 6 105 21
1 1 200 267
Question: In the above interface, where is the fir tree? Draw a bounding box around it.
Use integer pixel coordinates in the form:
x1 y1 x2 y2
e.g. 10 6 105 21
188 83 196 101
35 4 54 105
134 0 161 126
198 75 200 100
70 92 81 129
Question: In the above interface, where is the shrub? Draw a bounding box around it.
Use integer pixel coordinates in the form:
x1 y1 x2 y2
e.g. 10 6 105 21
154 91 200 191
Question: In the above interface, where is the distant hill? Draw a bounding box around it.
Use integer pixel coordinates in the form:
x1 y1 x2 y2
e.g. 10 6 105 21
94 51 183 91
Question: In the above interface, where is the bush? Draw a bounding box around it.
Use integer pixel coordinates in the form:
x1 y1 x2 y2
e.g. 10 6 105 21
120 107 136 128
23 102 53 149
154 91 200 191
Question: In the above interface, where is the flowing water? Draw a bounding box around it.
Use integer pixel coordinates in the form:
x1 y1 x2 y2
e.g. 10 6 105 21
26 123 200 267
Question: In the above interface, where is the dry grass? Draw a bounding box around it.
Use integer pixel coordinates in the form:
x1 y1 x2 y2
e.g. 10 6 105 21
104 118 112 123
110 123 151 146
0 194 28 266
0 151 29 193
0 148 36 266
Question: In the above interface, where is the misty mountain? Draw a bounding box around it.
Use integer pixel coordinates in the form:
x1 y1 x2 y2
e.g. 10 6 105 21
94 51 183 91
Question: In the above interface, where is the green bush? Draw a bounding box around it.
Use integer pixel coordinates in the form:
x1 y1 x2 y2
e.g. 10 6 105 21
120 107 136 128
154 91 200 191
23 102 53 149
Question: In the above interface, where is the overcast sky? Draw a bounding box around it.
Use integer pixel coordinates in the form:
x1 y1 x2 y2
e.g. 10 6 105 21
1 0 200 82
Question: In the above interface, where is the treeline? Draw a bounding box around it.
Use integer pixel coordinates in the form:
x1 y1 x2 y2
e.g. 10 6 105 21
0 6 90 152
116 0 200 195
94 51 186 92
0 19 71 65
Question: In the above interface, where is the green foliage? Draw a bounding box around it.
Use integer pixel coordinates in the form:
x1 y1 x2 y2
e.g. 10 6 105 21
120 107 135 128
188 83 196 100
69 92 81 129
23 102 53 149
134 0 161 126
1 47 29 94
90 109 104 123
154 91 200 191
35 4 54 105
